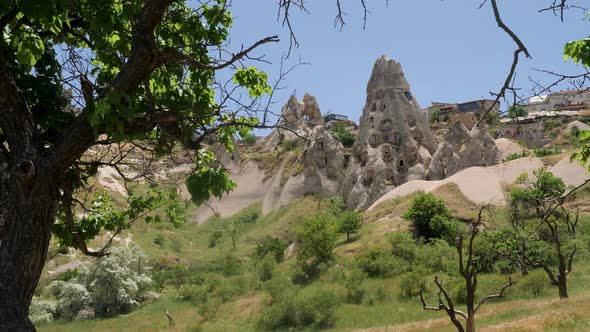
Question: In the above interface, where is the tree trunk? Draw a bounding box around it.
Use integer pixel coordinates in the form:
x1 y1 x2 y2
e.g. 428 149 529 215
557 274 568 299
466 313 476 332
0 162 56 331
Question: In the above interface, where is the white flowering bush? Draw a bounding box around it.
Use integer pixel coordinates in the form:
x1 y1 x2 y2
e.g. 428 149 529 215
47 245 154 320
29 297 56 326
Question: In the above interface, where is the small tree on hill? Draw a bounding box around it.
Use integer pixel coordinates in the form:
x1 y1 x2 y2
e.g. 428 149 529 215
403 192 454 241
337 210 362 241
507 106 527 119
420 205 516 332
508 168 583 299
296 214 337 265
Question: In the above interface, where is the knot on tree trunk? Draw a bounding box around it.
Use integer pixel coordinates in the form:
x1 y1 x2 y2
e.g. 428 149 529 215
17 160 35 183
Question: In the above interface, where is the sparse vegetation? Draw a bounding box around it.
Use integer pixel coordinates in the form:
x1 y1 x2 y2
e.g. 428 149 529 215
328 123 356 147
503 150 530 162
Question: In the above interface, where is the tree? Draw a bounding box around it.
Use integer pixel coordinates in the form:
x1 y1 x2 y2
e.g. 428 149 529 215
420 206 517 332
296 214 337 265
507 168 583 299
507 106 527 119
242 132 258 146
328 123 355 147
428 108 441 123
337 210 362 241
402 192 452 241
0 1 281 328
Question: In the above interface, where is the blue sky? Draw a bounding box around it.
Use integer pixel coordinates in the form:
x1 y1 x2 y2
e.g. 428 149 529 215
223 0 588 123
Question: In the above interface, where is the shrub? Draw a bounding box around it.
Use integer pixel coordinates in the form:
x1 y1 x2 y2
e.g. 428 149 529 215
429 108 441 123
255 235 288 262
415 239 455 272
504 151 530 162
219 253 242 277
153 233 166 248
170 238 183 253
533 148 561 157
402 192 451 240
257 254 277 282
263 273 295 301
356 249 405 278
328 123 355 147
326 196 346 216
337 210 363 241
344 269 366 304
235 207 260 224
242 133 257 146
293 287 340 328
399 270 427 298
296 214 337 265
29 297 56 326
178 284 208 304
48 245 153 320
258 285 341 330
389 232 417 261
519 270 548 296
450 279 467 304
48 281 94 320
208 229 223 248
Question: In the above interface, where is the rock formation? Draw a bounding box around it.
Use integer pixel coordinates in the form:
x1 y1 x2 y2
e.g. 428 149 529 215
343 56 437 210
428 121 500 180
302 128 346 196
261 93 343 213
262 93 325 151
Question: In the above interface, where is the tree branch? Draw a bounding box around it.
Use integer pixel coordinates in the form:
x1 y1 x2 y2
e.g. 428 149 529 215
474 278 516 312
475 0 530 128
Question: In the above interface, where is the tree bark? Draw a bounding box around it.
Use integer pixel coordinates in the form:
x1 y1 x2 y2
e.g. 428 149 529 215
557 274 568 299
0 161 56 331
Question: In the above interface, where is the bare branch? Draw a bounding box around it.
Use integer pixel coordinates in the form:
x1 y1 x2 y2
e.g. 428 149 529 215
474 278 516 312
475 0 531 128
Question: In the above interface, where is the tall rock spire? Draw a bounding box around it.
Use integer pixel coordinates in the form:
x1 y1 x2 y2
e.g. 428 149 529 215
343 56 437 210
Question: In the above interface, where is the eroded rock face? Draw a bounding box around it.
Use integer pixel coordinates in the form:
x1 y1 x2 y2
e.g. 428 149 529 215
428 121 500 180
262 93 325 151
303 127 346 196
343 56 437 210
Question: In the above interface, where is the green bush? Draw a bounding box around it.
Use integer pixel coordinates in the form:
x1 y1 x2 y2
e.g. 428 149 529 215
258 285 341 330
263 273 295 301
208 229 223 248
235 207 260 224
242 133 257 146
533 148 561 157
219 253 242 277
389 232 417 261
415 239 455 272
257 255 277 282
429 108 441 123
255 235 288 262
402 192 452 240
153 233 166 248
178 284 208 304
518 270 548 296
328 123 356 147
450 279 467 304
344 269 367 304
356 249 405 278
399 270 427 298
504 151 530 162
